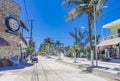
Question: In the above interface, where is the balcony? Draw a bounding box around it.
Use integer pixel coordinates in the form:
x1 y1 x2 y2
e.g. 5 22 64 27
102 33 120 41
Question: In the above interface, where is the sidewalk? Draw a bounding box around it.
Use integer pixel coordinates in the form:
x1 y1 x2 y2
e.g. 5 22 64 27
0 59 33 81
62 57 120 69
53 56 120 80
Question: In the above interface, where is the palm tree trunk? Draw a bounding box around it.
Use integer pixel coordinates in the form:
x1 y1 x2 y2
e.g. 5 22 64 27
74 53 77 63
48 43 50 57
88 14 93 51
58 50 61 59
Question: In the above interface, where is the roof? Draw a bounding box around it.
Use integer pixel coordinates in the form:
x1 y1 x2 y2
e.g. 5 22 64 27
20 20 29 32
97 38 120 47
103 19 120 28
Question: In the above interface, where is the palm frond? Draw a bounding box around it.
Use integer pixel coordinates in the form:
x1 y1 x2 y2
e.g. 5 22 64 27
65 7 84 21
63 0 84 7
69 32 80 42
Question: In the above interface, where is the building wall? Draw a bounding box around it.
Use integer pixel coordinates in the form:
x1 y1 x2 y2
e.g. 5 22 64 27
0 0 21 59
110 24 120 35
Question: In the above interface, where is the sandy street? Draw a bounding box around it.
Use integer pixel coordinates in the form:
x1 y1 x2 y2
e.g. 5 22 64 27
34 56 108 81
0 56 109 81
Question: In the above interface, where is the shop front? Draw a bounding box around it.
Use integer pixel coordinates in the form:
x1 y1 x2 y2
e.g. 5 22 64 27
97 19 120 60
0 0 29 66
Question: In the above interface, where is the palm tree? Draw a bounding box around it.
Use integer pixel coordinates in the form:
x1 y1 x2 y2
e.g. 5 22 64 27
70 28 89 48
70 27 89 57
55 40 62 59
44 38 53 57
38 44 46 55
63 0 108 51
69 45 80 63
25 45 34 56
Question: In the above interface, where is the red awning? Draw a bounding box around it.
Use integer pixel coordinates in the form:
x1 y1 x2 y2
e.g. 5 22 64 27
20 20 29 32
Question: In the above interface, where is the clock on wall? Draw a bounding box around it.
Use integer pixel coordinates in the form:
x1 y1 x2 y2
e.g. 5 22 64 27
5 16 20 32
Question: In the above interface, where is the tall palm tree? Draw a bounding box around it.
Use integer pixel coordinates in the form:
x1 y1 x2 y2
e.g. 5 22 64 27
70 28 89 48
55 40 62 59
63 0 108 51
70 27 89 57
44 38 53 57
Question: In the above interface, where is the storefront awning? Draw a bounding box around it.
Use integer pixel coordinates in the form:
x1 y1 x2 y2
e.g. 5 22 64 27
97 38 120 47
0 37 9 46
20 20 29 32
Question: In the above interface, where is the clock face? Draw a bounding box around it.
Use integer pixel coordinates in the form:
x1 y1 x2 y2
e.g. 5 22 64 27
5 16 20 32
9 18 19 31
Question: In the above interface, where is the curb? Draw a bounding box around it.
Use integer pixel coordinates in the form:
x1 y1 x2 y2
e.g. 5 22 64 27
56 60 120 81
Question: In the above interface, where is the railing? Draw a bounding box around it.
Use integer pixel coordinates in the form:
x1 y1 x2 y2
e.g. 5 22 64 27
102 33 120 41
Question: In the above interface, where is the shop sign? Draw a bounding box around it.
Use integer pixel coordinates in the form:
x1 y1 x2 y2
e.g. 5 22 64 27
5 16 20 35
112 44 115 48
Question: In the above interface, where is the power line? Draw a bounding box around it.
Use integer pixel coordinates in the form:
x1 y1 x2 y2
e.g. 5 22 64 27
29 0 33 18
23 0 30 27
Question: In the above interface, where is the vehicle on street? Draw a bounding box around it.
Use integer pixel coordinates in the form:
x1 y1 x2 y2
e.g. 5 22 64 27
30 54 38 63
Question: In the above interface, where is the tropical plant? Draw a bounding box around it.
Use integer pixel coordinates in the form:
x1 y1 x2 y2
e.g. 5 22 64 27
63 0 108 51
84 45 91 58
69 27 89 58
69 45 80 62
38 44 46 55
38 38 65 58
70 27 89 49
55 40 63 59
64 46 70 56
43 38 53 57
25 45 34 56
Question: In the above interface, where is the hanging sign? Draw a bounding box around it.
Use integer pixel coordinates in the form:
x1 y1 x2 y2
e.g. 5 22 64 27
5 16 20 35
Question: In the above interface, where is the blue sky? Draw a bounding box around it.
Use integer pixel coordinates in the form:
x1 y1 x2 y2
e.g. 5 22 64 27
15 0 120 51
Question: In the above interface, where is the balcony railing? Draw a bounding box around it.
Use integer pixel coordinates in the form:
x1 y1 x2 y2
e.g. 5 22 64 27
102 33 120 41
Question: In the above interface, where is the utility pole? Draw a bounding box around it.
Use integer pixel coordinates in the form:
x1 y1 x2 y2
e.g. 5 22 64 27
30 19 35 40
29 19 35 55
